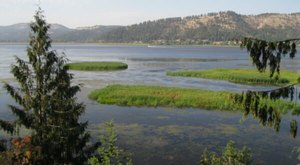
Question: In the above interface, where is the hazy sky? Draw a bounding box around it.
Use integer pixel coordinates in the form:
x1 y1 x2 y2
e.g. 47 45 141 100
1 0 299 28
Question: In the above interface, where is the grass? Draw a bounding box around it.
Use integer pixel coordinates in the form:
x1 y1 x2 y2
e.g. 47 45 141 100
89 85 300 112
66 62 128 71
167 68 298 86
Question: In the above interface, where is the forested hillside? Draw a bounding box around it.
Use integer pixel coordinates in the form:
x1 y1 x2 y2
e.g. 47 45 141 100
102 11 300 45
1 11 300 44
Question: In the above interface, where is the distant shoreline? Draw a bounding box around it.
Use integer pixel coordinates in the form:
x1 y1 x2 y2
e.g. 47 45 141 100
0 42 240 48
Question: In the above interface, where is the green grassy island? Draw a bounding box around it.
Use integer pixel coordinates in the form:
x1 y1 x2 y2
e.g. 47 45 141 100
167 68 298 86
89 85 299 112
66 62 128 71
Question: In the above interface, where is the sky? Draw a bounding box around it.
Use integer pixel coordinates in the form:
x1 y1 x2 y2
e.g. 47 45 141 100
1 0 300 28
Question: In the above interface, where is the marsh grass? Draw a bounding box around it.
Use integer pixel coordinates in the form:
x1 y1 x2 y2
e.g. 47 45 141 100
167 68 298 86
66 62 128 71
89 85 300 112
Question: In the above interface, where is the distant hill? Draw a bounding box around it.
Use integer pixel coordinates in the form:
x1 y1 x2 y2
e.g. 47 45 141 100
1 11 300 44
101 11 300 45
56 25 121 42
0 23 73 42
0 23 120 42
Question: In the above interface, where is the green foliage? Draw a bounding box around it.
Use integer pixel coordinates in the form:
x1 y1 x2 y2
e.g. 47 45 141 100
239 37 300 160
240 37 298 78
293 146 300 161
167 68 297 86
290 120 298 138
89 85 300 112
89 121 132 165
0 8 90 164
200 141 252 165
231 83 300 136
0 140 6 152
66 62 128 71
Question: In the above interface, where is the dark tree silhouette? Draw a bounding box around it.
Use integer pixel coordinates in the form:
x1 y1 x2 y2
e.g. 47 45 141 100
240 37 298 78
236 37 300 138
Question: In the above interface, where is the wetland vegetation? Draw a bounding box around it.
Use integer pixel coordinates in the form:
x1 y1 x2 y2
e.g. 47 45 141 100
167 68 298 86
1 3 300 165
66 62 128 71
89 85 300 113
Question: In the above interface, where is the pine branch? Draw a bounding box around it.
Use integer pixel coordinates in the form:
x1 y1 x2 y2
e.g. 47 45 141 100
0 120 15 135
9 105 33 129
4 83 24 106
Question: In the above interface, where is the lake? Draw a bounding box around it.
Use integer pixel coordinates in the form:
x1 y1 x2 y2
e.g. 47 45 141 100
0 44 300 164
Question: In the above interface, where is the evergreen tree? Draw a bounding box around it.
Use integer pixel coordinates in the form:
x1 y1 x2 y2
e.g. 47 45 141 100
0 8 90 164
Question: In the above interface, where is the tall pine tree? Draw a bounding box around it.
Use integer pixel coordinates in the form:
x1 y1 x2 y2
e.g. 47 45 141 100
0 8 90 164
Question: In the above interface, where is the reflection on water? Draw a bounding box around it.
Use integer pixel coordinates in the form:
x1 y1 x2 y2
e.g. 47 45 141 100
1 44 300 164
233 84 300 139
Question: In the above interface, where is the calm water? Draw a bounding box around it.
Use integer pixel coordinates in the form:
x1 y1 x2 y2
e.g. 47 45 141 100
0 44 300 164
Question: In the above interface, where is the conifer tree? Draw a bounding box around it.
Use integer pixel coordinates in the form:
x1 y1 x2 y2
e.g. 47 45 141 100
0 8 90 164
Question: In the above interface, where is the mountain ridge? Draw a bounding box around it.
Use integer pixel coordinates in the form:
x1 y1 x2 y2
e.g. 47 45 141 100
1 11 300 44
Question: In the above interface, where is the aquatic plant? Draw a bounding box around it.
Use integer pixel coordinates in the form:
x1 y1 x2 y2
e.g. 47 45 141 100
167 68 297 86
66 62 128 71
89 85 300 113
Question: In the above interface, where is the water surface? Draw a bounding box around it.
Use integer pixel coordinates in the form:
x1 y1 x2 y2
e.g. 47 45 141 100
0 44 300 164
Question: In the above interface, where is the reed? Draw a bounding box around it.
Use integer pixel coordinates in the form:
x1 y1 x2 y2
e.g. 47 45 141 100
167 68 298 86
89 85 300 112
66 62 128 71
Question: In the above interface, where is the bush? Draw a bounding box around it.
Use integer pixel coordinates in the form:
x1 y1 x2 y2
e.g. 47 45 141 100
200 141 252 165
89 121 132 165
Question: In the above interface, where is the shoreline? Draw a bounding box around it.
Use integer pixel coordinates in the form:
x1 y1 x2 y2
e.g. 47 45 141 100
0 42 240 48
